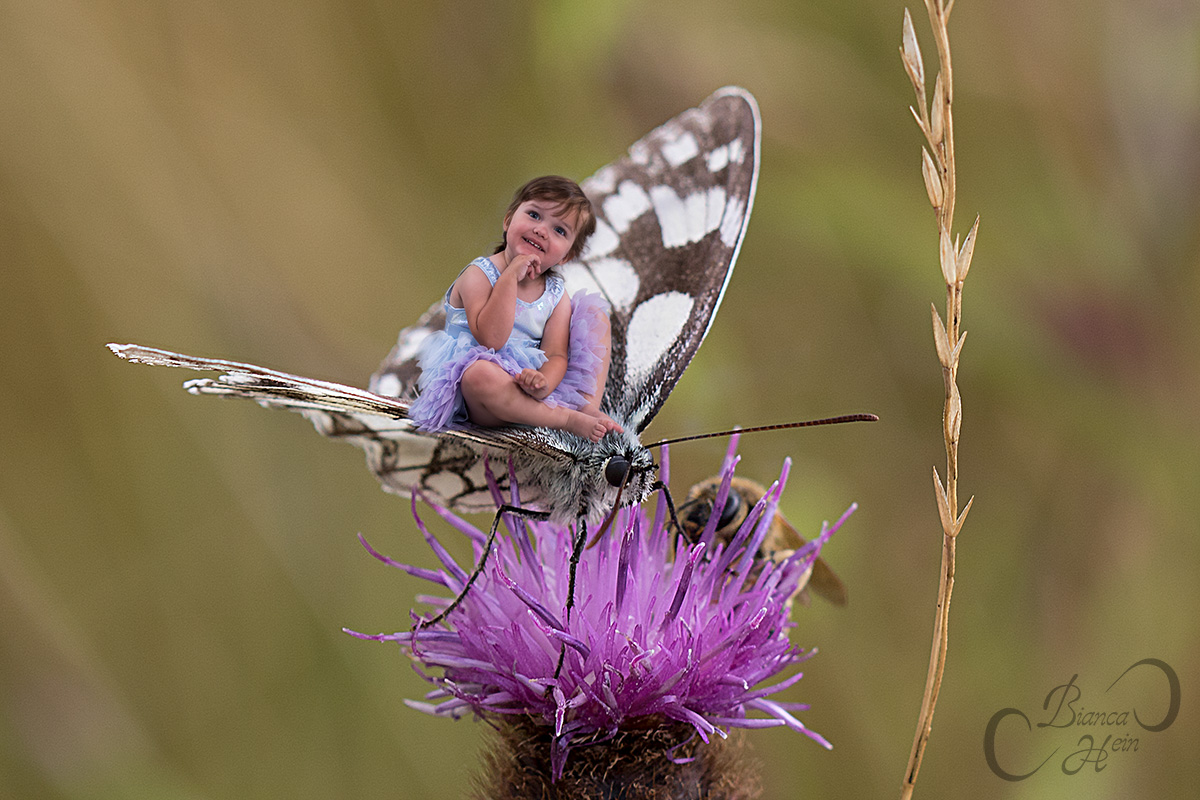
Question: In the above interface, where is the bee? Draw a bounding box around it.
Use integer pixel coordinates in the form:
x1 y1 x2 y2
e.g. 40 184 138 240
679 476 848 608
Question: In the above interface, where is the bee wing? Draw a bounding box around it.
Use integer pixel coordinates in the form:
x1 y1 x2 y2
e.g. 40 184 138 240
775 515 849 607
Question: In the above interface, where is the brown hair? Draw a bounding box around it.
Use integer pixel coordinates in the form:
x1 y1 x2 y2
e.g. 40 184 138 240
495 175 597 263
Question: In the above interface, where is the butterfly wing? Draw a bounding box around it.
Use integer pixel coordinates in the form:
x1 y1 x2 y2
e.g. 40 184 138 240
107 343 571 511
371 86 761 437
370 300 444 401
308 412 575 514
112 88 760 519
565 86 761 433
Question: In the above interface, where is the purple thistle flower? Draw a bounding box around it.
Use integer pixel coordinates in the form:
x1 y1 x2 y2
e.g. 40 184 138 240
348 439 855 789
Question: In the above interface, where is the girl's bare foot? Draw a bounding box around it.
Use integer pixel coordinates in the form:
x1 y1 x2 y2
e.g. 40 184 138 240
597 412 624 434
563 409 621 443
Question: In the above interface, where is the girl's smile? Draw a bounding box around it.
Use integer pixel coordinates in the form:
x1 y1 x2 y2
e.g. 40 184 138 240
504 200 578 269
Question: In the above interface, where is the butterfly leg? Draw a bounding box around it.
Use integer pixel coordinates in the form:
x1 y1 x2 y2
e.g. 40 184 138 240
565 512 589 624
417 503 549 629
553 511 589 679
652 480 684 537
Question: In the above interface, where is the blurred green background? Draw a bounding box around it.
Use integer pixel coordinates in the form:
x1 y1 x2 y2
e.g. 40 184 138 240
2 1 1197 798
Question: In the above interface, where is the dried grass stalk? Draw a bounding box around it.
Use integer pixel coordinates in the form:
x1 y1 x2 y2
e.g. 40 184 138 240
898 2 979 798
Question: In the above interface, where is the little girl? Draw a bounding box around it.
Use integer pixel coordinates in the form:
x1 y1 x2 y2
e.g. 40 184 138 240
409 176 623 443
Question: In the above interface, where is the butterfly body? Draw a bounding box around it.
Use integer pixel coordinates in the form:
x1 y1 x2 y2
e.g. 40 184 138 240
109 86 760 530
511 427 659 525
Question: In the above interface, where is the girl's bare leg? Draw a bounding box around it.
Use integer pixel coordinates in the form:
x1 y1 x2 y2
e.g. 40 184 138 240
461 361 612 442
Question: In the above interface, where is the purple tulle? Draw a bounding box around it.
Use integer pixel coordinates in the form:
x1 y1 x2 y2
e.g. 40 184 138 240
408 290 610 432
544 290 608 410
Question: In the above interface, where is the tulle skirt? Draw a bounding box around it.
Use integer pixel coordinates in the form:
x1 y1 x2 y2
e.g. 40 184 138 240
408 291 609 432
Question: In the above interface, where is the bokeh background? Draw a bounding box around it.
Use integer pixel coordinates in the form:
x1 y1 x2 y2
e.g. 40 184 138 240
3 1 1197 798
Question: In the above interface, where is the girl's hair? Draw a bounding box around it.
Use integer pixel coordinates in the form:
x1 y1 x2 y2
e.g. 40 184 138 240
495 175 597 263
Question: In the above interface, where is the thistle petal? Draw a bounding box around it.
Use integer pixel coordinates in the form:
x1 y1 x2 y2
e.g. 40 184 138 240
355 446 857 775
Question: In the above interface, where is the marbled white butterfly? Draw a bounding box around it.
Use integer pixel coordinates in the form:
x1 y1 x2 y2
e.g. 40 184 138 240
111 87 765 532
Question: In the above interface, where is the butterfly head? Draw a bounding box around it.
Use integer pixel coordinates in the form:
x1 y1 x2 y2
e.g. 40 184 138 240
604 453 632 487
606 429 657 495
559 427 657 525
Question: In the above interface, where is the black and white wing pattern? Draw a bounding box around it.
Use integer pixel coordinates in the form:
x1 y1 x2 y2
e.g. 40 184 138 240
110 86 761 525
374 86 760 437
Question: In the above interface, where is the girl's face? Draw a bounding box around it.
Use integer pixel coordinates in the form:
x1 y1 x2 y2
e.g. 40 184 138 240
503 200 579 272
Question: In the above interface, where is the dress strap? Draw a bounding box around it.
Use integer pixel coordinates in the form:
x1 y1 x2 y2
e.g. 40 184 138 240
471 256 501 285
544 273 565 308
445 257 502 308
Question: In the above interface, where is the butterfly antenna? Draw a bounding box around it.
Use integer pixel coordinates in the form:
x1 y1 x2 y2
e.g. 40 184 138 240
645 413 878 448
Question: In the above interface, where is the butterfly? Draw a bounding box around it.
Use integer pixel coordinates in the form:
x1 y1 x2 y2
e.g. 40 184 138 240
110 86 765 534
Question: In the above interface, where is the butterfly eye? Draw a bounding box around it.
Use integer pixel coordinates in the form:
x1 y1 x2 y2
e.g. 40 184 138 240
604 456 630 487
716 489 742 530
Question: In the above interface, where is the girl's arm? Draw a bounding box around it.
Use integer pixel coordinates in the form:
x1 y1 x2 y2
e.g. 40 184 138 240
516 296 571 400
457 256 539 350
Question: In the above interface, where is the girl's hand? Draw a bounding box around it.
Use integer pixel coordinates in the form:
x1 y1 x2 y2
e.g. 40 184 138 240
506 254 541 281
516 368 550 400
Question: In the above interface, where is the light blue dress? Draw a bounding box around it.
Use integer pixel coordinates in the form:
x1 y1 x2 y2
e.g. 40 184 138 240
409 257 609 431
